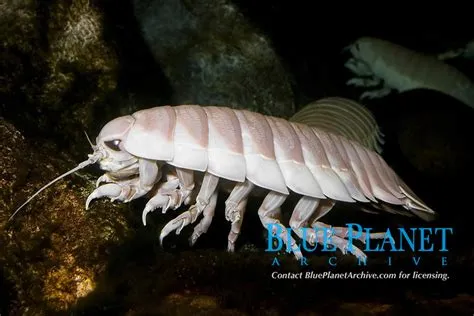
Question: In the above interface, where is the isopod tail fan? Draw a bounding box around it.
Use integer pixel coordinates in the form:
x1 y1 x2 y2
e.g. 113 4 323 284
8 152 103 222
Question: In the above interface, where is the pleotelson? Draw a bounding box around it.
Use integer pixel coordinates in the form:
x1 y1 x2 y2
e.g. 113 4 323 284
124 105 407 205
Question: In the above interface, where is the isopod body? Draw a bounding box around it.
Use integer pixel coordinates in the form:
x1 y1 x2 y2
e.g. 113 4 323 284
12 105 436 260
345 36 474 109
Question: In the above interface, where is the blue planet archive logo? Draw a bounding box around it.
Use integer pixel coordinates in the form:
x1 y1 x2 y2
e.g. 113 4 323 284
266 223 453 267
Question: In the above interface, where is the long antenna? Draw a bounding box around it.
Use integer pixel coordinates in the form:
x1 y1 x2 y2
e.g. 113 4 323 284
8 153 102 222
84 131 96 149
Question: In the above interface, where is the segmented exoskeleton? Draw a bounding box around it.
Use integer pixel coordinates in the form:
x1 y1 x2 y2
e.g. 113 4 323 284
290 97 384 153
344 37 474 109
11 105 435 260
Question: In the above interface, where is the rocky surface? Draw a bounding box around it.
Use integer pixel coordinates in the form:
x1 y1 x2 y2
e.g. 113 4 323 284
132 0 295 118
0 118 131 314
1 0 119 161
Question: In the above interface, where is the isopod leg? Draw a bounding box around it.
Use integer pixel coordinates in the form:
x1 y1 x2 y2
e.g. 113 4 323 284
159 173 219 243
95 173 114 187
360 86 392 100
312 222 387 244
137 158 161 193
308 200 336 224
227 198 248 252
344 57 373 76
142 174 180 226
174 167 195 206
224 180 254 252
324 234 368 260
189 191 218 246
289 196 320 245
346 76 382 87
143 167 195 223
309 200 387 243
258 192 303 260
86 183 123 210
86 159 159 209
288 197 361 259
188 173 220 244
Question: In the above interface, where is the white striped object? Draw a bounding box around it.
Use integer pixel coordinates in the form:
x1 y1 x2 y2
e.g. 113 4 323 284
290 97 384 153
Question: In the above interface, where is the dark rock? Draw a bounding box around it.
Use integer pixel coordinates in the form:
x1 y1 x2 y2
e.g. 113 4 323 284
0 0 119 161
0 117 131 314
132 0 295 118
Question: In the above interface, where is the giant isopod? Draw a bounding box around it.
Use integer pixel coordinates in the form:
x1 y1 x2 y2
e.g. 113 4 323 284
11 105 435 260
344 36 474 109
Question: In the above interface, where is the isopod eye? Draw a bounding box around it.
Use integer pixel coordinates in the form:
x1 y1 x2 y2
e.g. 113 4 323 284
104 139 121 151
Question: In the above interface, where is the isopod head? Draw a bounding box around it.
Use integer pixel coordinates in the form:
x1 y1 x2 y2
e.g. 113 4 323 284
347 37 380 66
94 115 138 173
8 114 139 222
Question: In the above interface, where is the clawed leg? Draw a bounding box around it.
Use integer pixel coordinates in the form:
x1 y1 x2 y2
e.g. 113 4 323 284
312 222 387 244
346 76 382 87
290 200 368 260
87 158 159 209
86 176 148 210
86 178 144 210
148 168 195 213
171 167 196 207
85 183 123 210
227 199 248 252
95 173 114 188
159 173 219 244
322 234 368 260
225 180 254 252
310 197 388 243
289 196 320 244
302 200 386 260
95 166 140 188
308 199 336 225
344 57 393 101
142 173 180 226
287 197 363 259
142 167 196 225
258 191 303 260
189 191 218 246
307 200 375 241
344 57 373 76
359 86 393 100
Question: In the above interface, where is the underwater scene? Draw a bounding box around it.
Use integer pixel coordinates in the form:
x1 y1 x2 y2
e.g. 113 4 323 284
1 1 473 315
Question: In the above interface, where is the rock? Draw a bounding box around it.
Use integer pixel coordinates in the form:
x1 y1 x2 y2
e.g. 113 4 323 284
0 0 119 160
132 0 295 118
0 117 131 314
126 291 245 316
